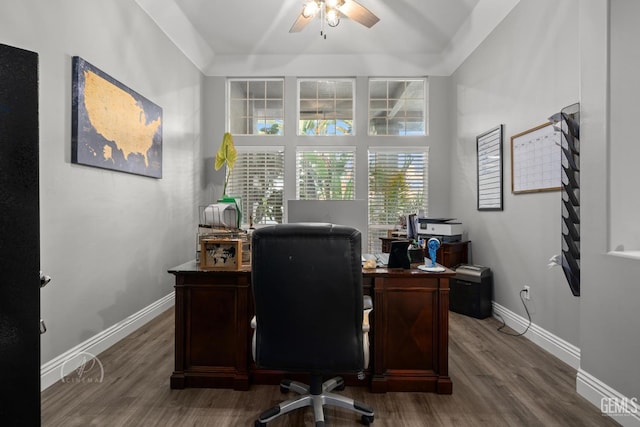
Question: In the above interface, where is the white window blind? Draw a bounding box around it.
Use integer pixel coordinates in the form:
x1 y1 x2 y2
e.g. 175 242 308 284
368 147 429 252
227 146 285 226
296 147 356 200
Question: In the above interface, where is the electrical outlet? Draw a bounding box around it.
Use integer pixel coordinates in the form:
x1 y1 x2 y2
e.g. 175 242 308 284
523 285 530 300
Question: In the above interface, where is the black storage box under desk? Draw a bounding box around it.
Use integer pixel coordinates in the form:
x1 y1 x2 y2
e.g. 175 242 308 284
450 264 493 319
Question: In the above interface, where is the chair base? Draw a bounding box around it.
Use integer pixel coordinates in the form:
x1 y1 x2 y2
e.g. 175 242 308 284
255 375 374 426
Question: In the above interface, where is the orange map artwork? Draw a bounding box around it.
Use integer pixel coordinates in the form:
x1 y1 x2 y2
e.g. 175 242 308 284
83 70 161 168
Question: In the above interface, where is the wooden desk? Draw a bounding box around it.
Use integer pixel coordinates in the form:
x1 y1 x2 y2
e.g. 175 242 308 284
168 260 454 394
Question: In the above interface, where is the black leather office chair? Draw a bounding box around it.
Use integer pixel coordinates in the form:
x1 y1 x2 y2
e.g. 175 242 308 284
251 223 375 427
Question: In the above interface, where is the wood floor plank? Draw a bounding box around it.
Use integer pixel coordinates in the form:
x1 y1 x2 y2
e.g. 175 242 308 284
41 309 617 426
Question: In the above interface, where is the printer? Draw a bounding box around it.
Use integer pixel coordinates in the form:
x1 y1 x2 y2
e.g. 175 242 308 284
417 218 463 243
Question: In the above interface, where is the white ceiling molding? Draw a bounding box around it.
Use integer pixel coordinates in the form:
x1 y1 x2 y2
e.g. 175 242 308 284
134 0 215 72
439 0 521 74
135 0 520 77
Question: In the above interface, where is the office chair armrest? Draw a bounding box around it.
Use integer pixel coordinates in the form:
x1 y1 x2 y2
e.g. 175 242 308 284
363 295 372 333
363 295 372 310
363 309 371 333
251 316 257 361
363 301 373 369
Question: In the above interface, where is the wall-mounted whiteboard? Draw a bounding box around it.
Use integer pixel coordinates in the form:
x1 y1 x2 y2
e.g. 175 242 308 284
511 122 561 194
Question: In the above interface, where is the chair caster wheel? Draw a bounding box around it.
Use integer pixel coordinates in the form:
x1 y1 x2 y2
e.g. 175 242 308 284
255 420 266 427
361 414 374 425
279 385 288 393
334 378 346 391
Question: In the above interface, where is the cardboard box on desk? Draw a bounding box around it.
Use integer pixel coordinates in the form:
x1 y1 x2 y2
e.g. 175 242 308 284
200 239 242 270
196 228 250 265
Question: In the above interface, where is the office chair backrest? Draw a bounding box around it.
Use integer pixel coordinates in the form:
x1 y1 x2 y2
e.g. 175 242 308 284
251 223 364 373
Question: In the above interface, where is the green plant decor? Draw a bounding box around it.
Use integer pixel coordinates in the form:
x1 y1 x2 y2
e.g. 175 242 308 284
215 132 237 197
215 132 241 227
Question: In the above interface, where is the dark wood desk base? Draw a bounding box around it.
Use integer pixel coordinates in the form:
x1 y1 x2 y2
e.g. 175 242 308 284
169 261 454 394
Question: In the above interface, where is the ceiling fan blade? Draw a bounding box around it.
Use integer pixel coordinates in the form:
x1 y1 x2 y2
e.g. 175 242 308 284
289 12 314 33
339 0 380 28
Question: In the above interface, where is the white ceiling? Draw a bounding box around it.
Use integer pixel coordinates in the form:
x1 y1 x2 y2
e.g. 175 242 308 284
135 0 520 76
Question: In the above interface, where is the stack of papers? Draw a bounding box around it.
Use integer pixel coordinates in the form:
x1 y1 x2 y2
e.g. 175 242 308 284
362 253 389 267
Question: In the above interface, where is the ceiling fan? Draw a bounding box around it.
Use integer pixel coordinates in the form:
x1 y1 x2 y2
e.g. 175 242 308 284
290 0 380 38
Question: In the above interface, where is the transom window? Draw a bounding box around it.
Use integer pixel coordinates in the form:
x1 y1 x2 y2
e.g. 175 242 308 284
369 78 427 136
296 147 356 200
228 79 284 136
298 79 354 136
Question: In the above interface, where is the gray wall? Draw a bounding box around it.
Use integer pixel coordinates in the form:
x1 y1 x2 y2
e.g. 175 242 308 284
449 0 581 345
451 0 640 403
580 0 640 401
0 0 204 363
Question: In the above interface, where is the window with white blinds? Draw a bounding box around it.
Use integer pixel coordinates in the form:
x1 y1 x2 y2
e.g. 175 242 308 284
368 147 429 252
296 147 356 200
226 146 285 226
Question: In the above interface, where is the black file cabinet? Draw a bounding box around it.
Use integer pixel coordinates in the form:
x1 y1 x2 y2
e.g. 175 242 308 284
450 264 492 319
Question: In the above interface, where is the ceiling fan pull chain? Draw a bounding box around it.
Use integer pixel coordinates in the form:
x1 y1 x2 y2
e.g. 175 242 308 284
320 1 325 38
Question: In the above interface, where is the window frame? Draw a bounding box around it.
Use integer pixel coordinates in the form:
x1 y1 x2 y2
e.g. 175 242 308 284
367 146 429 252
368 77 428 137
295 146 357 200
297 78 356 137
226 145 286 227
226 78 285 136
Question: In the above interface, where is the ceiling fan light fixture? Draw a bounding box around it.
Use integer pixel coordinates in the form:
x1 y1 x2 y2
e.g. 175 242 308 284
302 1 320 18
326 9 340 27
290 0 379 37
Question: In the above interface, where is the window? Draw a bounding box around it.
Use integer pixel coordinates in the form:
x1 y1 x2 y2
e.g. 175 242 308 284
228 79 284 135
368 148 429 252
296 148 356 200
369 78 427 136
298 79 354 136
226 147 285 226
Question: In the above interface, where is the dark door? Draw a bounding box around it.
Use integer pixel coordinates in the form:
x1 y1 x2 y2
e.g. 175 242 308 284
0 43 40 425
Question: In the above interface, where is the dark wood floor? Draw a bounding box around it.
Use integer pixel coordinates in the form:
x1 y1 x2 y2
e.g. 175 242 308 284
41 309 617 426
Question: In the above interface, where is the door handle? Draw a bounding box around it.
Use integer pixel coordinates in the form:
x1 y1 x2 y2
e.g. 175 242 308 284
40 271 51 334
40 271 51 288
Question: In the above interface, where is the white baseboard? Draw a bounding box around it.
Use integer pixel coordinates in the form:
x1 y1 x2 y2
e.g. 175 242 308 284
577 369 640 427
491 301 581 370
40 292 174 391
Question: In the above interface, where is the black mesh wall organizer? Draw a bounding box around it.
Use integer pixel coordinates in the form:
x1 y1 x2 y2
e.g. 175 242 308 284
560 103 580 296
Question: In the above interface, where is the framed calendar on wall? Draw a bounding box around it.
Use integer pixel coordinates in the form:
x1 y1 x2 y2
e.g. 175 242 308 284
510 122 561 194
